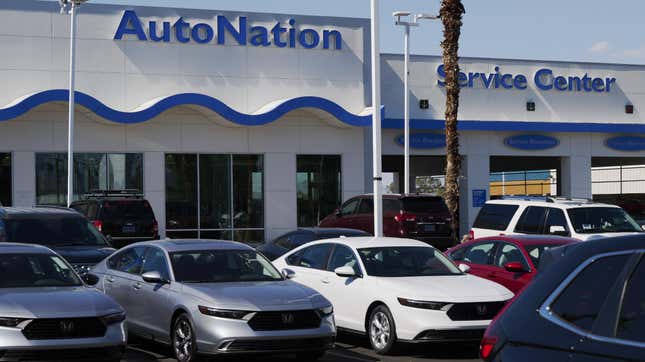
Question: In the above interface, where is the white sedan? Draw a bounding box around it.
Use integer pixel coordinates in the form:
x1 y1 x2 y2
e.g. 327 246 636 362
273 237 514 354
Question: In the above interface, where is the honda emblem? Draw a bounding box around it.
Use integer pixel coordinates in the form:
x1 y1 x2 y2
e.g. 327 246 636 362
60 320 75 335
281 313 295 324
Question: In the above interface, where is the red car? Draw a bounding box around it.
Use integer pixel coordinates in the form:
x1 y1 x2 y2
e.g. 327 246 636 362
318 194 454 250
445 235 579 294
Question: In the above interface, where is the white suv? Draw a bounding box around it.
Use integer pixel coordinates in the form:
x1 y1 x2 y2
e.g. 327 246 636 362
470 197 643 241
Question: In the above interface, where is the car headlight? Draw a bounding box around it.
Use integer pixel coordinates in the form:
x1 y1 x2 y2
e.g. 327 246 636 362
101 312 126 325
317 305 334 317
397 298 450 310
0 317 27 328
198 306 253 320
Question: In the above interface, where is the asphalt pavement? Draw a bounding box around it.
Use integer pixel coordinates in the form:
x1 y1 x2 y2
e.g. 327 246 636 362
123 333 481 362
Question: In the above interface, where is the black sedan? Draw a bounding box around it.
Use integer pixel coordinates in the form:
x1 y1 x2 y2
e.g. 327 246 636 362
481 234 645 362
257 227 370 260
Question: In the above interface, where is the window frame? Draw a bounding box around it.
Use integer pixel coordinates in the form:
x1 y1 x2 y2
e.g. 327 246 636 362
539 249 645 349
462 241 499 266
339 198 360 216
514 206 548 234
141 246 172 282
327 243 363 277
493 242 532 272
473 204 519 231
107 246 147 275
291 243 333 271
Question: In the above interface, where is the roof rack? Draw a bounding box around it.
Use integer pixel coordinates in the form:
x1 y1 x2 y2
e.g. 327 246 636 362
34 205 74 211
499 196 555 203
82 189 145 200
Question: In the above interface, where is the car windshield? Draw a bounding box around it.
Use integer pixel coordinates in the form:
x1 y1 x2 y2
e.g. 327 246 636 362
401 197 448 213
525 244 568 270
357 246 462 277
170 250 283 283
0 253 82 288
4 217 108 247
567 207 642 234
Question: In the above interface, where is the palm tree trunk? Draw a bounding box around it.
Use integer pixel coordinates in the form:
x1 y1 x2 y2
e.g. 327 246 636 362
440 0 465 245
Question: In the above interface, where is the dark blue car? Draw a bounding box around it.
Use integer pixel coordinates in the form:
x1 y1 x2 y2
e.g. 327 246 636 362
257 227 370 260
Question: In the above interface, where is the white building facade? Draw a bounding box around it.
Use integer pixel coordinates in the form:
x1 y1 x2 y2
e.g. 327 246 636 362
1 0 645 241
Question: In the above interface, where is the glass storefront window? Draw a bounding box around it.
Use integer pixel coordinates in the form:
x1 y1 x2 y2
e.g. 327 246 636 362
297 155 342 227
165 154 264 244
35 153 143 205
0 153 10 206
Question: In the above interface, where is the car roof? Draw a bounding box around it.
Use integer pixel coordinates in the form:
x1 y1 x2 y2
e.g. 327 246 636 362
475 234 580 246
351 194 442 199
485 199 619 209
0 207 81 219
307 236 432 249
0 243 55 254
133 239 252 253
297 227 370 235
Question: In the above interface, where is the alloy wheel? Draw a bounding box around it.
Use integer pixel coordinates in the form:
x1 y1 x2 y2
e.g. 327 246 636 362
370 311 391 350
174 319 194 362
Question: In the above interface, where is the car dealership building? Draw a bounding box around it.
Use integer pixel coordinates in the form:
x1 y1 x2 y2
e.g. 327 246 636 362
2 0 645 242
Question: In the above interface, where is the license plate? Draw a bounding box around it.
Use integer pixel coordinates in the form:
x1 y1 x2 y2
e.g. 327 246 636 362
424 224 436 232
122 225 136 233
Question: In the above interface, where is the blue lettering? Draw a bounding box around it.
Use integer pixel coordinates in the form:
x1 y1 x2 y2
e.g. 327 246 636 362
606 78 616 92
250 26 270 46
493 66 501 88
437 65 446 87
114 10 147 40
500 74 513 89
554 76 568 91
592 78 605 92
271 23 287 48
535 68 553 90
568 76 582 91
217 16 247 45
149 21 170 42
468 72 479 87
288 19 297 48
582 74 592 91
481 73 495 88
191 23 214 44
514 74 527 89
173 17 190 43
458 72 468 87
299 29 320 49
323 30 342 50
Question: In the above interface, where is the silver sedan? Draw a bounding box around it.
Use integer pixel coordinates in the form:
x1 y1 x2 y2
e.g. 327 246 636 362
90 239 336 362
0 243 126 361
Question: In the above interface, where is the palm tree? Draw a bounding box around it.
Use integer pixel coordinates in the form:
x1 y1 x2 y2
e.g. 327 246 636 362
439 0 465 244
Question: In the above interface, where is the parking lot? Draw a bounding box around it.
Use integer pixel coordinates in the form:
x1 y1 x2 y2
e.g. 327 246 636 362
124 334 481 362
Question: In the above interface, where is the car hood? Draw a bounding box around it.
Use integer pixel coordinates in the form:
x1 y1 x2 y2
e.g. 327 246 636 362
0 287 122 319
375 274 513 303
51 246 115 265
183 280 328 311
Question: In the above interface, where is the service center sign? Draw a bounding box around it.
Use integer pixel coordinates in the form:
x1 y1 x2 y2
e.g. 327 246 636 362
437 65 616 93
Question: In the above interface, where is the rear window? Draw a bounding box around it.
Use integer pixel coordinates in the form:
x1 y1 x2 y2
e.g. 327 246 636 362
100 200 155 220
473 204 519 231
4 216 108 247
401 197 448 213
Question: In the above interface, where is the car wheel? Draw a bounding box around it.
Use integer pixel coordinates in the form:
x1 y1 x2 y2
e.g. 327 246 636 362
172 314 198 362
368 305 397 355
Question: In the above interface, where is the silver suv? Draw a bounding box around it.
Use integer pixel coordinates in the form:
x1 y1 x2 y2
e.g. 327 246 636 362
470 197 643 241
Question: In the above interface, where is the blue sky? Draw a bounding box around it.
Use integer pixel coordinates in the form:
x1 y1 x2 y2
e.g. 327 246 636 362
52 0 645 64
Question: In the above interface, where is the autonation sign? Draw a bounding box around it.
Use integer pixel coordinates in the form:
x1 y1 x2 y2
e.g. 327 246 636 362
114 10 343 50
437 65 616 93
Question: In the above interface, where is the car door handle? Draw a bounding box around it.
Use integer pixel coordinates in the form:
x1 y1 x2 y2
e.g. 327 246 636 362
321 278 330 284
133 283 142 290
106 276 115 283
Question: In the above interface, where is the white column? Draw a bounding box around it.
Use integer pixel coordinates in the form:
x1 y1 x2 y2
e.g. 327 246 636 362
561 156 592 199
460 154 490 237
264 153 297 241
12 152 35 207
144 152 166 237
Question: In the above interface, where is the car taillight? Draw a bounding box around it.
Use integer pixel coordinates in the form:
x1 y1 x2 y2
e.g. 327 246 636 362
92 220 103 232
394 211 416 223
479 289 524 360
468 229 474 240
479 335 497 360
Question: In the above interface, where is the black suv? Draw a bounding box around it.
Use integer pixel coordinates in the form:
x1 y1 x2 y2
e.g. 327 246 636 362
0 207 115 274
70 190 159 249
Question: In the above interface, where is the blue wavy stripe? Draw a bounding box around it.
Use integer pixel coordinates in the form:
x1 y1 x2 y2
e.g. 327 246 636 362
0 90 373 127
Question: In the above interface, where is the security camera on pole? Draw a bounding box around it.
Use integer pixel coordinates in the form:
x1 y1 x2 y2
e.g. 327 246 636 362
393 12 439 195
59 0 88 207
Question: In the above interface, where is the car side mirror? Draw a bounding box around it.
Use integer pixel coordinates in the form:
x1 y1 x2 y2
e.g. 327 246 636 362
334 266 356 278
641 225 645 231
281 268 296 279
549 225 568 236
82 273 99 286
335 209 342 217
141 271 168 284
458 263 471 273
504 262 528 273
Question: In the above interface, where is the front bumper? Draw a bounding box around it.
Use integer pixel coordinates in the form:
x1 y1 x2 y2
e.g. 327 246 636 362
408 328 485 343
194 312 336 355
391 304 494 341
0 346 125 361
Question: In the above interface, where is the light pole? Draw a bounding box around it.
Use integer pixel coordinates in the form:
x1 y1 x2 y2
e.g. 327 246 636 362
371 0 383 237
393 12 439 195
59 0 88 207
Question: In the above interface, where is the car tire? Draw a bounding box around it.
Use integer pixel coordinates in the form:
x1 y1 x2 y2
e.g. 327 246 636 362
296 350 327 361
368 305 397 355
172 314 199 362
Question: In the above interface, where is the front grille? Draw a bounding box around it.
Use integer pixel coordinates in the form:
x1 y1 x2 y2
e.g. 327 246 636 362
22 318 106 340
0 346 124 361
223 337 334 352
247 310 321 331
414 328 485 341
447 302 506 321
